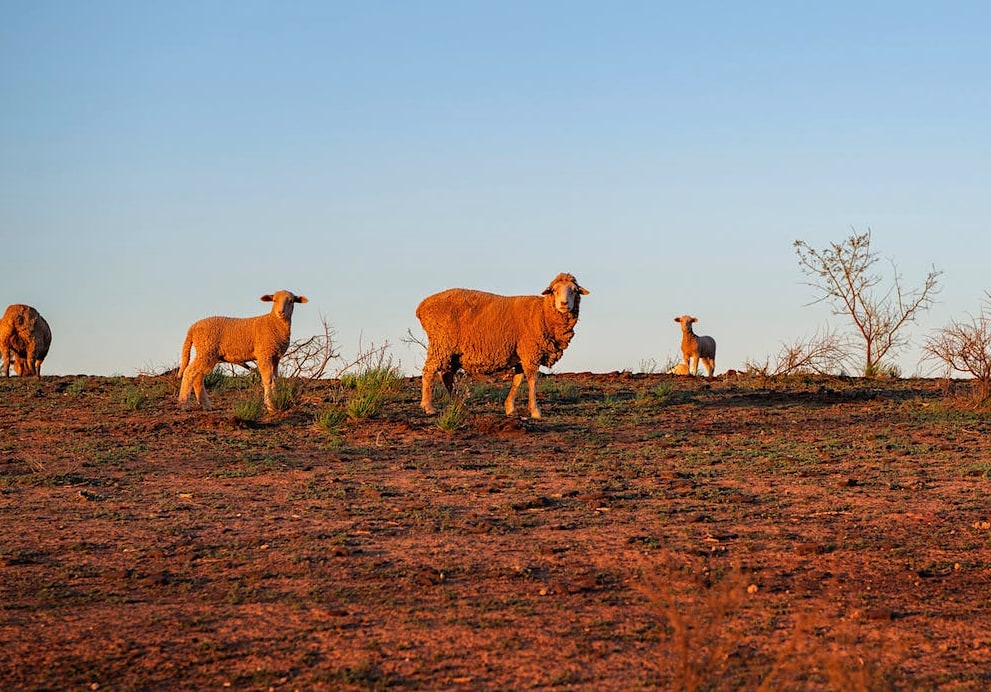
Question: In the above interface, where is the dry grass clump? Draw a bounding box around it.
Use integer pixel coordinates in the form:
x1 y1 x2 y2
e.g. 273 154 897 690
638 554 896 691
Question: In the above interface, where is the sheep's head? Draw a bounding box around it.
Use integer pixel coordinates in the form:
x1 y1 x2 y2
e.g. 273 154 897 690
262 290 309 321
543 273 589 316
674 315 698 334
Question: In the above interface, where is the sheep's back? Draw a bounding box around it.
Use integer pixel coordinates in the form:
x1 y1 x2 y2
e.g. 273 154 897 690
32 315 52 360
698 335 717 358
417 290 544 371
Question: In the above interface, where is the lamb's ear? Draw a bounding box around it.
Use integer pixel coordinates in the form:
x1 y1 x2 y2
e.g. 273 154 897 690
674 317 682 323
542 286 554 296
261 294 274 302
578 285 589 295
295 295 309 304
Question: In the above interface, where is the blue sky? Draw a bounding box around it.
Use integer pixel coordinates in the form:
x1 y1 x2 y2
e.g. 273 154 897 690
2 2 989 377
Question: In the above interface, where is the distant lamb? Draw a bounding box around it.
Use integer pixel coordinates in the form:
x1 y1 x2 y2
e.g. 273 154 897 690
0 304 52 377
667 363 690 375
416 272 589 418
674 315 716 378
178 290 308 412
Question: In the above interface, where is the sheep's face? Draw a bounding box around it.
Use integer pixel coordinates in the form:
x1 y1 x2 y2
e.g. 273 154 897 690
543 274 589 315
675 315 698 333
262 291 309 321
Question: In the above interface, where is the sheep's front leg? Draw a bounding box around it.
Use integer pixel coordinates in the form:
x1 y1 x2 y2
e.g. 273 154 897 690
505 372 524 416
525 368 542 419
258 359 277 412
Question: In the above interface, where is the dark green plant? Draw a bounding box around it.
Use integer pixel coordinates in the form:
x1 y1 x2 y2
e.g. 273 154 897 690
120 386 147 411
268 379 300 412
231 394 263 424
65 377 89 395
315 404 348 433
436 399 469 432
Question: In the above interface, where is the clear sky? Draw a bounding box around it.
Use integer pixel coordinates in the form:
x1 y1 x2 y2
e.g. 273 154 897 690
2 2 989 377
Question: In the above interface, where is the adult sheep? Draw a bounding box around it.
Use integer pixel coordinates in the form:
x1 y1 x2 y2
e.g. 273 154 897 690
178 290 308 412
674 315 716 378
416 272 589 418
0 304 52 377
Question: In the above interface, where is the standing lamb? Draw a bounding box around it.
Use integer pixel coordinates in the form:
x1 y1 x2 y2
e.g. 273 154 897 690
416 272 589 418
177 290 308 412
0 304 52 377
674 315 716 378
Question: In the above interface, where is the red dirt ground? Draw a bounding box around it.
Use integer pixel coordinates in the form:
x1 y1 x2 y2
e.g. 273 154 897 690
2 372 991 690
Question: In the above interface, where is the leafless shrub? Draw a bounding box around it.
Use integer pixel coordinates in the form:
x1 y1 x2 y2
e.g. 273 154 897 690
794 229 941 376
281 314 339 380
745 327 852 377
922 293 991 406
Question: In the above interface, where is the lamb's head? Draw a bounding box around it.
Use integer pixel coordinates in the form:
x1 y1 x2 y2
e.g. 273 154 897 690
261 290 309 321
674 315 698 334
543 273 589 316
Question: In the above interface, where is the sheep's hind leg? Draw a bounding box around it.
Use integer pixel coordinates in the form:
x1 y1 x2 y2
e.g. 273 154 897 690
178 368 194 409
420 361 439 415
190 361 213 410
703 357 715 378
193 366 213 410
441 371 456 396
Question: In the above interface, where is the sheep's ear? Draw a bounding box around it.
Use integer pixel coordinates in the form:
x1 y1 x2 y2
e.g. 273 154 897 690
261 294 274 302
674 317 682 323
295 295 309 304
541 286 554 296
578 285 589 295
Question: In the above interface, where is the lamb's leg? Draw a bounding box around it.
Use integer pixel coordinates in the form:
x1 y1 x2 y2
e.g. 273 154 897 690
441 371 455 396
703 357 715 378
258 359 276 412
178 364 194 408
505 372 524 416
25 342 37 377
187 359 214 410
193 363 213 410
1 349 9 377
689 355 699 376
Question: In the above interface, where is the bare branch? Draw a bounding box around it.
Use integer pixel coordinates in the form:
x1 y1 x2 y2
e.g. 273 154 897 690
280 314 340 380
922 293 991 405
745 326 853 377
794 229 941 376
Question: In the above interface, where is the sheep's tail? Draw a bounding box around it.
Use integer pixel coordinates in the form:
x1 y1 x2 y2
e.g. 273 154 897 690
177 331 193 379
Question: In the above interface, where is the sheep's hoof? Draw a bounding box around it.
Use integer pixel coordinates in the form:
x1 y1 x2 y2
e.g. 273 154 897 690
421 405 437 415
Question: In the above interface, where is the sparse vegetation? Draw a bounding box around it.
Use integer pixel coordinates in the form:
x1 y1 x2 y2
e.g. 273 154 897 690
341 362 403 422
1 371 988 689
435 397 469 432
231 393 264 424
314 403 348 433
745 325 852 376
